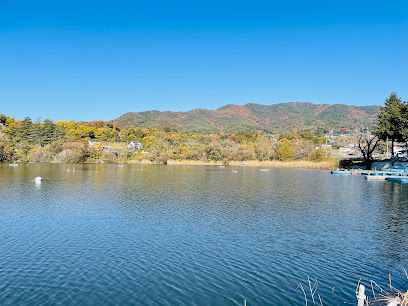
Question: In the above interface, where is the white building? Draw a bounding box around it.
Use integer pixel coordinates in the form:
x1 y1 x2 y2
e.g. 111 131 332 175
128 141 143 152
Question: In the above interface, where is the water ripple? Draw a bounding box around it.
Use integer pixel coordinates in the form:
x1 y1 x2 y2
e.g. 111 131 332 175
0 164 407 305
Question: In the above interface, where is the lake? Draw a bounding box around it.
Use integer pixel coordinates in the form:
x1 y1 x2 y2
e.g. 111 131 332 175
0 163 407 305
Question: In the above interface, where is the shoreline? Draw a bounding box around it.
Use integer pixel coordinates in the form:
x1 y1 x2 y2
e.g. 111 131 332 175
3 159 339 170
128 159 339 170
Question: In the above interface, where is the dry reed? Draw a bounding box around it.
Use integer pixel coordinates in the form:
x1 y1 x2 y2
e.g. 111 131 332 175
298 277 324 306
298 273 408 305
129 159 339 170
228 160 338 170
367 271 408 305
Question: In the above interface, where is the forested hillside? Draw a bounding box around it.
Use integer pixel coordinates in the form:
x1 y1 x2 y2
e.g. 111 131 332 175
114 102 380 134
0 101 383 165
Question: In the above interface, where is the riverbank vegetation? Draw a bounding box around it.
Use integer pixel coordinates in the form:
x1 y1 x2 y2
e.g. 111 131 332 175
1 93 405 170
0 115 335 167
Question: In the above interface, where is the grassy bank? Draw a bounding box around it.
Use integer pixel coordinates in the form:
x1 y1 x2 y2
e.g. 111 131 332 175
128 159 339 170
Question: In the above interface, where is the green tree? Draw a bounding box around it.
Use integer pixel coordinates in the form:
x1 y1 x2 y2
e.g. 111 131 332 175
41 119 56 145
400 102 408 143
375 93 406 156
19 117 35 143
33 117 42 146
300 132 314 141
54 125 66 141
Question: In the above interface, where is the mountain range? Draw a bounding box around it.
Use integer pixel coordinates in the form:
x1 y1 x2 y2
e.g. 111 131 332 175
113 102 380 134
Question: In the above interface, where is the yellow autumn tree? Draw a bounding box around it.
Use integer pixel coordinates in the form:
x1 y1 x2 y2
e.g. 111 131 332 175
276 138 295 161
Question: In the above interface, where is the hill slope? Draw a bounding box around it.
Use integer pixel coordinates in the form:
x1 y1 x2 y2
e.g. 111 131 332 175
113 102 380 134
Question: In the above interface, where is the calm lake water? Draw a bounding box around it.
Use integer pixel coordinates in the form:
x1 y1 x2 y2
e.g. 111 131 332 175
0 163 407 305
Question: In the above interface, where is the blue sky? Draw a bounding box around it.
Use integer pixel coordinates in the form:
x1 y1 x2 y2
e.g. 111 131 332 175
1 0 407 122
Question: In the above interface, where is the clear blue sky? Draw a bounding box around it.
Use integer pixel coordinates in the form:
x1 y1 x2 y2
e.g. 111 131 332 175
1 0 407 122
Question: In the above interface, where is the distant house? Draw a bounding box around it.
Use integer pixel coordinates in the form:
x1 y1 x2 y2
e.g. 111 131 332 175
88 139 101 146
394 142 408 157
339 147 352 154
128 141 143 152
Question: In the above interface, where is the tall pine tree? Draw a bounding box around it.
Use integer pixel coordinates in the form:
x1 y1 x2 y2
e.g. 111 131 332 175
375 93 407 156
18 117 35 144
40 119 55 145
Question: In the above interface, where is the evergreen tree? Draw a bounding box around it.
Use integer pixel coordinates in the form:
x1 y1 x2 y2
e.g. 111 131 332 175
41 119 55 145
375 93 406 156
18 117 35 144
400 103 408 144
54 125 66 140
33 117 42 146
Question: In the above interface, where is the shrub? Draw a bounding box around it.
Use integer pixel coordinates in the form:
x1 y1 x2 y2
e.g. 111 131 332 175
27 146 50 162
308 149 325 161
53 142 88 163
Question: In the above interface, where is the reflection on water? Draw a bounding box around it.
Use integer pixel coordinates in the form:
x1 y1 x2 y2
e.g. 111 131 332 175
0 163 407 305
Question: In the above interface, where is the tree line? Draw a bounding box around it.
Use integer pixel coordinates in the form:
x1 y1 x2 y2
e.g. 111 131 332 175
0 115 328 164
1 93 404 167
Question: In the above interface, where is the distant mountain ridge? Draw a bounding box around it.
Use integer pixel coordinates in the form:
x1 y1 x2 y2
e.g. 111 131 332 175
113 102 380 134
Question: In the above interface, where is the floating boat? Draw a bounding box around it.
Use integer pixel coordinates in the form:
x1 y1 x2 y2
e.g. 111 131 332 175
390 167 407 172
366 176 386 181
391 165 407 170
386 177 408 182
365 172 388 180
9 163 18 167
28 161 36 164
330 170 351 175
260 169 269 172
365 170 406 180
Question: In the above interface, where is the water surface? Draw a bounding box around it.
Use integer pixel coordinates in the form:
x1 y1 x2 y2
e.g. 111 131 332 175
0 163 407 305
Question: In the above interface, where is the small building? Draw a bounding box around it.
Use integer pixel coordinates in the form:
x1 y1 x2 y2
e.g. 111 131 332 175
128 141 143 152
88 139 101 146
393 142 407 157
339 147 352 154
